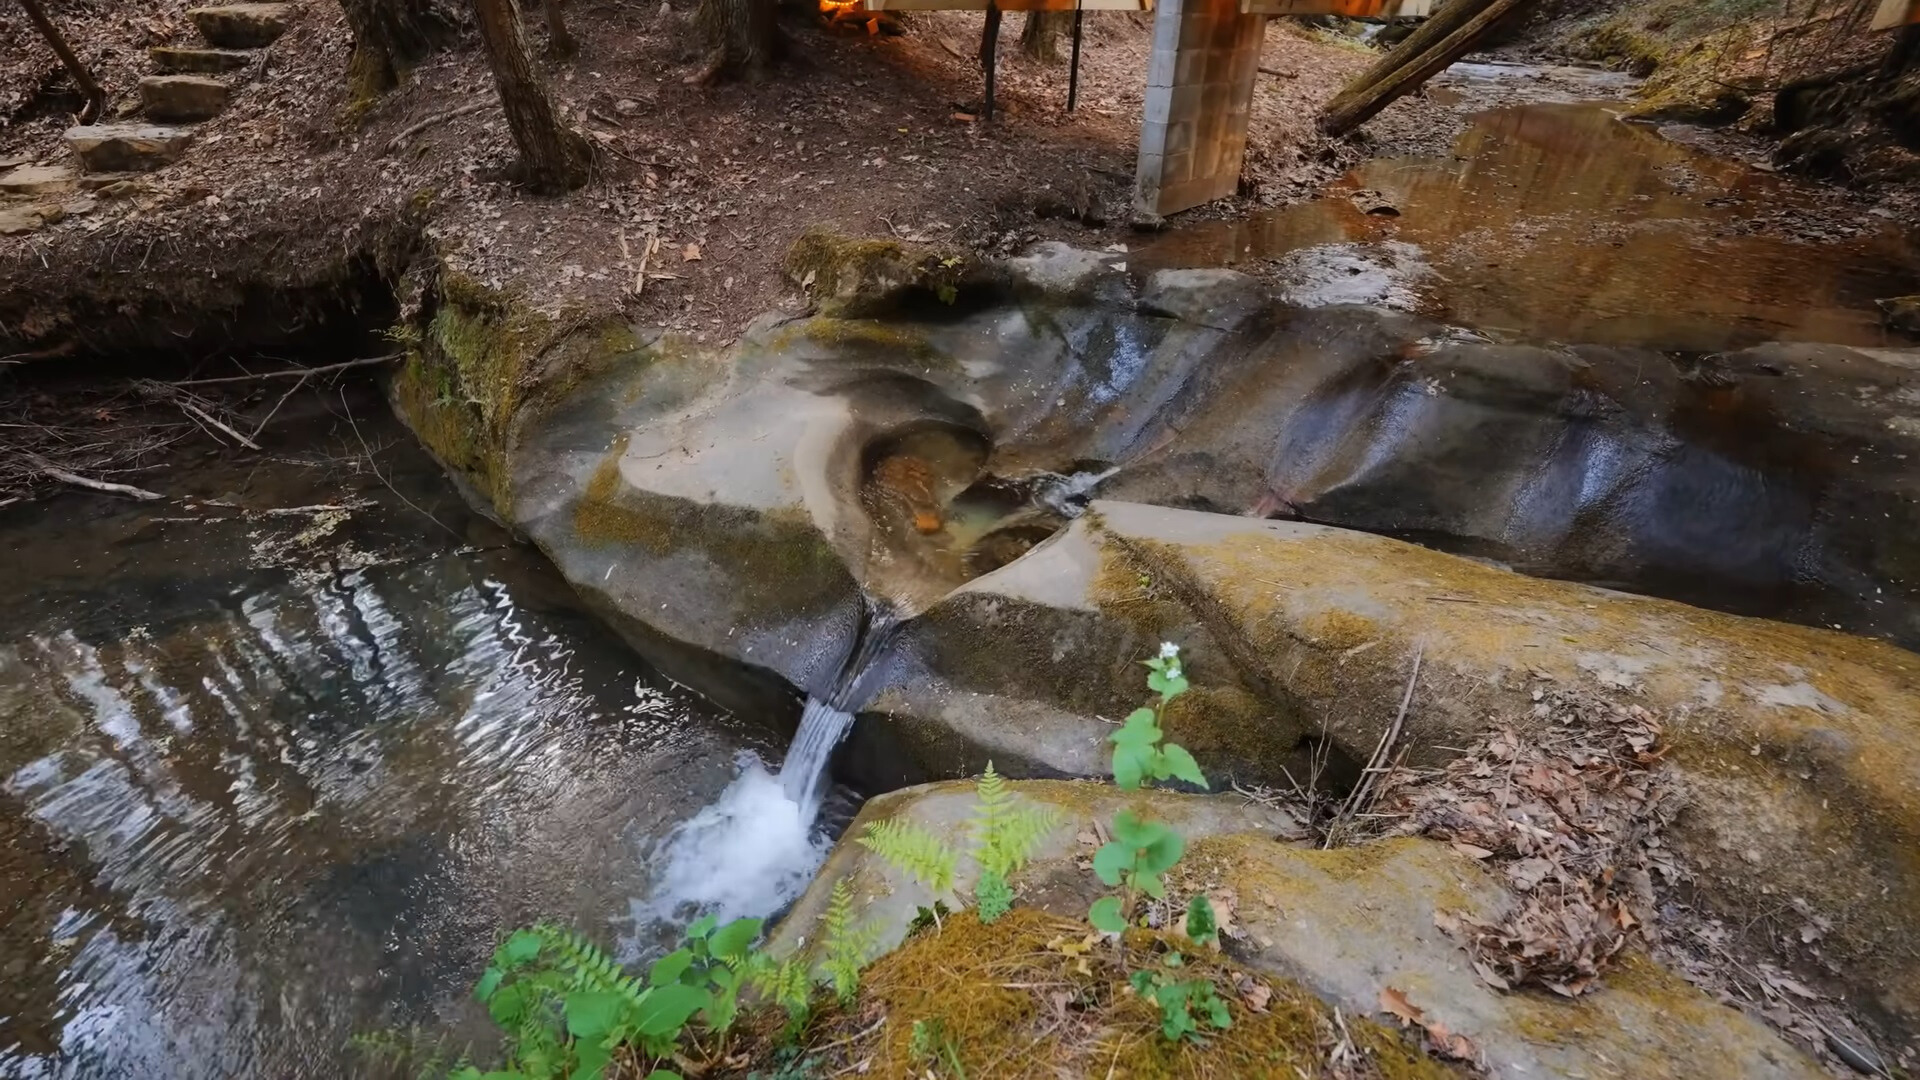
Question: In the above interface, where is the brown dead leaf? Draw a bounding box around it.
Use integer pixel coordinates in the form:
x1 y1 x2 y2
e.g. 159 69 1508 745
1235 975 1272 1013
682 243 702 261
1471 959 1511 991
951 112 976 122
1451 841 1494 860
1378 986 1424 1027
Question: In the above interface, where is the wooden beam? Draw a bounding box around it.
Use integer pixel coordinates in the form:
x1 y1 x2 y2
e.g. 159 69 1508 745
1317 0 1522 136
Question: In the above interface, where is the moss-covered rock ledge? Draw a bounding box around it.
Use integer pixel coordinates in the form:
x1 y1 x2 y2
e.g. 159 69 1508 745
770 781 1822 1080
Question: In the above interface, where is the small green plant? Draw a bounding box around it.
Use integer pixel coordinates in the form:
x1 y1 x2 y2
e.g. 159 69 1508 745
461 916 772 1080
909 1018 969 1079
1088 643 1208 937
818 877 878 1003
1128 952 1232 1043
348 1025 453 1079
858 763 1059 923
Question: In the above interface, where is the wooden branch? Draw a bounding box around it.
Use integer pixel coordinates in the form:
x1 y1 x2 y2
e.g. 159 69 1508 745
178 400 263 450
167 354 401 386
1318 0 1525 137
17 0 106 123
43 466 163 500
386 100 493 153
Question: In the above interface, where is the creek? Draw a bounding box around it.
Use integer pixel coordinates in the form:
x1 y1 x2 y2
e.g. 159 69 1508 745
4 73 1918 1080
0 386 847 1078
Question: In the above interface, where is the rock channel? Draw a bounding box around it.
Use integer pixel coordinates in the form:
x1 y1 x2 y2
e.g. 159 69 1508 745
393 236 1920 1062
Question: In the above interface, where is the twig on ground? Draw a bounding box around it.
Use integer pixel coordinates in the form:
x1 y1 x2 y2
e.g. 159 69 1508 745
249 373 312 440
386 102 493 154
339 390 461 539
169 354 401 387
1324 643 1422 848
41 465 163 500
177 400 263 450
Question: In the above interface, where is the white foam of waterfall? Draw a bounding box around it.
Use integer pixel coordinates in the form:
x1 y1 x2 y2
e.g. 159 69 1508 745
639 751 830 926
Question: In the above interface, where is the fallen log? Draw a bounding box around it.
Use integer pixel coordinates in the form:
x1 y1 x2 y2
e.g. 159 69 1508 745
1328 0 1497 102
1317 0 1525 136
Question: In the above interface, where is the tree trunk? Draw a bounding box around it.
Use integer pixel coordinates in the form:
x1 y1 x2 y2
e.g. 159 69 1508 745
17 0 106 123
339 0 462 100
1326 0 1497 106
1020 9 1070 62
543 0 577 58
1317 0 1524 136
689 0 778 83
471 0 591 191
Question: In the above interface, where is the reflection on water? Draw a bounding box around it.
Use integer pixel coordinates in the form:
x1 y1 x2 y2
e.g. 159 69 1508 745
0 391 810 1079
1143 102 1920 351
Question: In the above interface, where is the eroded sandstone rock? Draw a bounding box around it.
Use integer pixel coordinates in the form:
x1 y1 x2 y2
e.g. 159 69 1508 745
774 781 1823 1080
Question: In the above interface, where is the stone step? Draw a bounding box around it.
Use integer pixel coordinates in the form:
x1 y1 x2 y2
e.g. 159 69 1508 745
151 46 253 74
139 74 230 121
63 124 195 173
0 162 77 197
188 3 292 48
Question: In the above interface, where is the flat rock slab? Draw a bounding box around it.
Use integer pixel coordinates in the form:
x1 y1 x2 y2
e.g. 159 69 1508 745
139 75 230 121
63 124 195 173
188 3 292 47
775 781 1824 1080
150 46 253 73
0 163 76 196
0 205 46 236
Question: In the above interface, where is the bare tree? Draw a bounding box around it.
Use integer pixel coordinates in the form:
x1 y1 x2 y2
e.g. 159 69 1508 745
339 0 463 99
471 0 591 191
688 0 778 83
1020 9 1071 62
542 0 577 57
17 0 106 123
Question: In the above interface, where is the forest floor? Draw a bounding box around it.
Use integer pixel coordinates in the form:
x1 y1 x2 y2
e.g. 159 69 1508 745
3 0 1515 353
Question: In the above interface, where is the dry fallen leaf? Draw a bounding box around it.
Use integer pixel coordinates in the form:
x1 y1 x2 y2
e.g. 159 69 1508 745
683 243 702 261
1235 975 1272 1013
1452 841 1495 860
1378 986 1424 1027
1472 959 1511 991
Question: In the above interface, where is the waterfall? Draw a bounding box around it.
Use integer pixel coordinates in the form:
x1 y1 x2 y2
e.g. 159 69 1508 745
777 696 854 810
640 603 898 926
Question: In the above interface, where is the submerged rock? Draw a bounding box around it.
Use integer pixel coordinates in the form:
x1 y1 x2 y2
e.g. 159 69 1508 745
775 781 1823 1080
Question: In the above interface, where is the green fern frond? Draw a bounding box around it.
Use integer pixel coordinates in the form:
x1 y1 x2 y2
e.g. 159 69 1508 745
857 819 958 894
530 924 649 1007
971 762 1063 878
818 877 877 1004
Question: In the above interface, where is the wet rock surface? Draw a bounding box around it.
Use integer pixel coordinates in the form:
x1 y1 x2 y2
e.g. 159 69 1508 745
774 781 1824 1080
866 500 1920 1042
417 237 1920 1050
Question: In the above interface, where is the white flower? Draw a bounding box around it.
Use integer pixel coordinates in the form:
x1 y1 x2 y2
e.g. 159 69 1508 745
1158 642 1181 660
1165 664 1183 681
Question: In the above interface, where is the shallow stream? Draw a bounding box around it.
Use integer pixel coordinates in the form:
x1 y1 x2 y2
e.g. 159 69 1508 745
0 388 839 1078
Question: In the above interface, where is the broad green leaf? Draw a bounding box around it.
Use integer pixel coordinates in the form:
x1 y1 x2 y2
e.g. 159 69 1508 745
1112 744 1151 790
707 917 763 960
564 990 625 1040
1184 894 1218 946
1137 822 1185 876
685 913 718 941
632 982 709 1037
473 967 504 1002
1109 810 1167 847
1147 668 1189 699
501 929 542 966
485 981 531 1028
1088 896 1127 933
570 1036 613 1080
1091 840 1133 886
1109 708 1161 748
1157 744 1207 789
648 947 694 988
1129 969 1156 994
1136 869 1168 899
